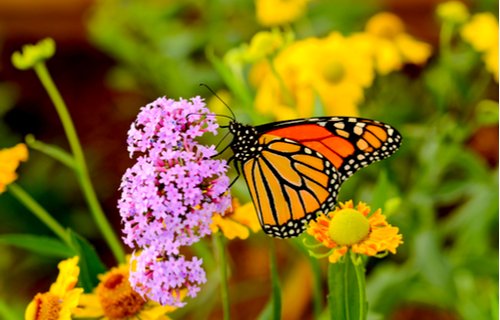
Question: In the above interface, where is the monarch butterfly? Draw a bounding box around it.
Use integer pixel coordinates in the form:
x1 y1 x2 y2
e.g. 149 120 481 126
225 116 402 238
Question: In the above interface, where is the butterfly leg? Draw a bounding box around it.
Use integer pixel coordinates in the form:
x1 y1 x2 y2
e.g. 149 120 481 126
211 133 232 159
227 156 240 189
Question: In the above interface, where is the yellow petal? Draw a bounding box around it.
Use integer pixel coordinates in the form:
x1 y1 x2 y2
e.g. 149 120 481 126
24 299 37 320
395 34 433 65
255 0 310 26
50 257 80 297
461 13 499 52
58 288 84 320
233 202 262 233
73 293 103 318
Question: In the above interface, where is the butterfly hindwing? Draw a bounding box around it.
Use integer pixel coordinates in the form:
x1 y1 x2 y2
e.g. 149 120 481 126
229 116 402 238
241 135 340 238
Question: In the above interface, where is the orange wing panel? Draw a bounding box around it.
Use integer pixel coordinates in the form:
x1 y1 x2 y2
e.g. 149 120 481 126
322 136 355 157
303 141 343 168
366 125 388 140
265 124 332 140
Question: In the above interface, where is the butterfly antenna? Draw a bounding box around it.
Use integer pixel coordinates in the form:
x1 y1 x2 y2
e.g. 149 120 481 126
186 113 234 122
200 83 236 120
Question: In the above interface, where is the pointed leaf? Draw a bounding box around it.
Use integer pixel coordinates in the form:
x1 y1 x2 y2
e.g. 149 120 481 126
0 234 74 258
68 230 106 292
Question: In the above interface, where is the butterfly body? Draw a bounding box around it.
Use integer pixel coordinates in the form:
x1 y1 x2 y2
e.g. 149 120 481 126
228 116 402 238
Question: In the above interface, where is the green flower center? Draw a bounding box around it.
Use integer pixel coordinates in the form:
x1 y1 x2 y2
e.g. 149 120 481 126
322 59 346 84
328 208 370 246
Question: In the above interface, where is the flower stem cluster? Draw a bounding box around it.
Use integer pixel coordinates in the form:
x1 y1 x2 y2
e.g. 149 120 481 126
118 96 231 306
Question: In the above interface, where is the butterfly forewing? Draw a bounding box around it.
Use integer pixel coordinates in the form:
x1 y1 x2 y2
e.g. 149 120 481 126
256 117 402 181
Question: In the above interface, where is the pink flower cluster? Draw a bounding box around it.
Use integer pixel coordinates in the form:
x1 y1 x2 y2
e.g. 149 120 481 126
118 96 231 306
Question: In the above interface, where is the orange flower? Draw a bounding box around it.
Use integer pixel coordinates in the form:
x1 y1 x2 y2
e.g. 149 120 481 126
74 261 177 320
25 257 83 320
306 201 403 263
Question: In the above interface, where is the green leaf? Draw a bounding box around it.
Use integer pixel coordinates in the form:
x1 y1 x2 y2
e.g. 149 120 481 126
475 99 499 125
68 230 107 292
0 234 74 258
371 170 389 213
205 47 254 115
0 299 22 320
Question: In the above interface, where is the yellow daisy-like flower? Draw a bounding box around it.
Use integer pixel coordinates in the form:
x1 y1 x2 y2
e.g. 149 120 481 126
74 262 176 320
354 12 432 75
461 13 499 81
0 143 28 193
306 201 403 263
25 257 83 320
308 33 374 116
253 32 373 120
255 0 311 27
211 198 261 240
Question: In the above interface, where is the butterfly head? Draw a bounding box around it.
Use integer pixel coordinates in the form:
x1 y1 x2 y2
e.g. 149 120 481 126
228 121 261 162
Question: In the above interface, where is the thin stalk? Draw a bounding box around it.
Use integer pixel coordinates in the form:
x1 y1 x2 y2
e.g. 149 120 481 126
269 239 282 320
266 56 296 108
32 62 125 263
8 183 70 246
214 232 230 320
328 252 367 320
351 252 367 320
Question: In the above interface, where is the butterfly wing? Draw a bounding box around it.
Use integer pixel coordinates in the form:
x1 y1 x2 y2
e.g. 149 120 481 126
236 116 402 238
241 135 340 238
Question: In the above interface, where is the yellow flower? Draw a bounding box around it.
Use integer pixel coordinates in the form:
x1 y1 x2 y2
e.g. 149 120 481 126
25 257 83 320
461 13 499 81
308 33 374 116
436 1 470 24
74 262 176 320
0 143 28 193
356 12 433 75
253 33 373 120
255 0 311 27
211 198 261 240
306 201 403 263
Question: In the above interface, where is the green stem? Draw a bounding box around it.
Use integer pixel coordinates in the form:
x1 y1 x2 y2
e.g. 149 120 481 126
266 56 296 108
215 232 230 320
32 62 125 263
25 134 76 169
351 252 367 320
8 183 70 246
439 21 454 59
269 239 282 320
327 251 367 320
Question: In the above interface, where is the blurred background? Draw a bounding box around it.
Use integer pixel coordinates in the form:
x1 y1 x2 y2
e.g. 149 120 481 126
0 0 498 319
